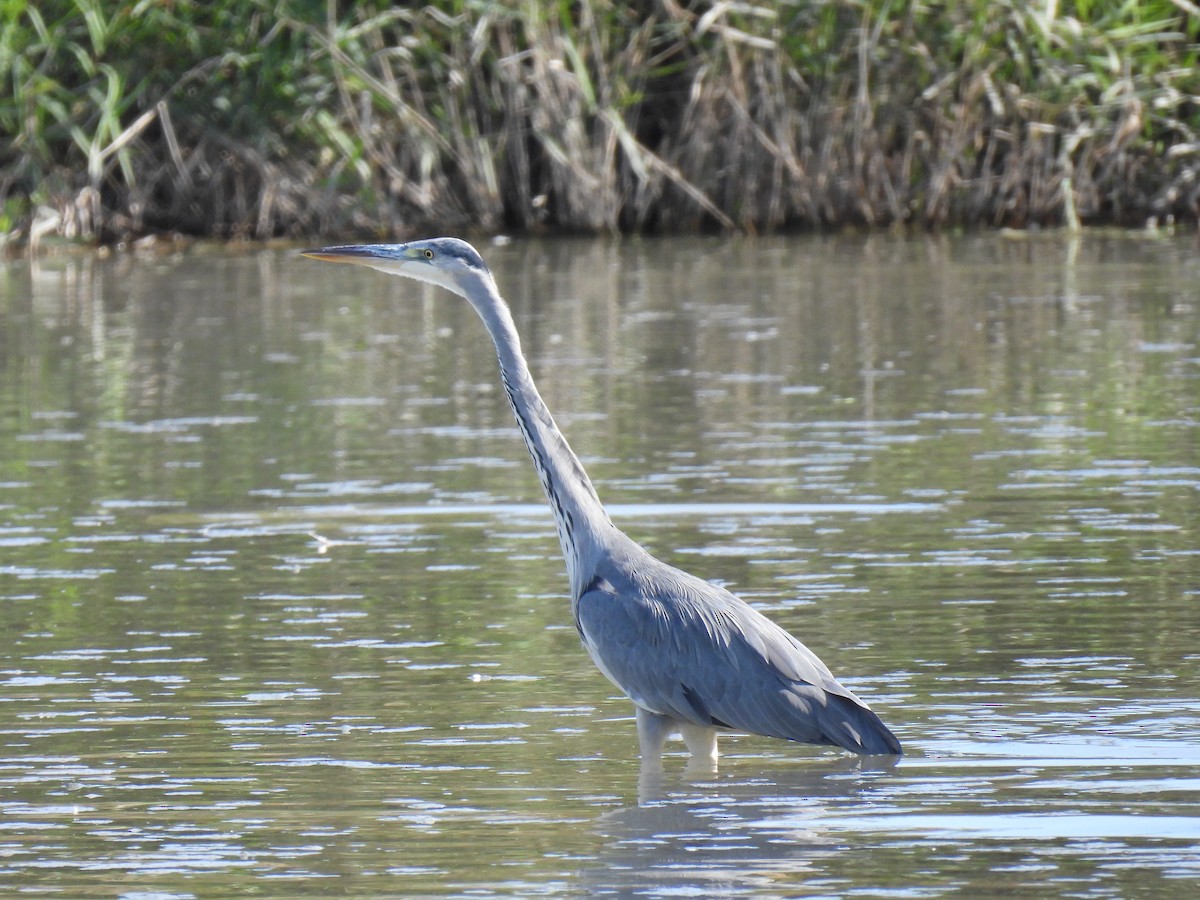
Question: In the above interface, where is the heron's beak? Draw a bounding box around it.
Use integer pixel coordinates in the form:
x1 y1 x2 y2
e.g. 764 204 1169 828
301 244 425 279
301 242 466 297
301 244 412 266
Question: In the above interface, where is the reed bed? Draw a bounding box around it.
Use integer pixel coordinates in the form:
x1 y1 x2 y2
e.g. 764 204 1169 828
2 0 1198 244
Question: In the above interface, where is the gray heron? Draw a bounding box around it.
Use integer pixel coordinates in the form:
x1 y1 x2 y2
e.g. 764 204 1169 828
303 238 901 766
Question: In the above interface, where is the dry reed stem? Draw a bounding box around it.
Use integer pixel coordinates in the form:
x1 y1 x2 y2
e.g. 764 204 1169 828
5 0 1197 244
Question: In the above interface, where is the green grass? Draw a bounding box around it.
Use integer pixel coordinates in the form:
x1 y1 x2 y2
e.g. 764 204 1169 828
2 0 1198 244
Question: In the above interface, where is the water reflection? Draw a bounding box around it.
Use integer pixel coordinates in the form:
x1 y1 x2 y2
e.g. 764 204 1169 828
0 233 1198 894
593 758 896 896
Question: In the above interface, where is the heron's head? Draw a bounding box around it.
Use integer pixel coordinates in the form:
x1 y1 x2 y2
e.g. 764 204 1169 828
301 237 491 299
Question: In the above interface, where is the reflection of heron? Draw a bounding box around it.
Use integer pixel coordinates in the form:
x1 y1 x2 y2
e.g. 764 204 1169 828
594 755 899 885
303 238 901 767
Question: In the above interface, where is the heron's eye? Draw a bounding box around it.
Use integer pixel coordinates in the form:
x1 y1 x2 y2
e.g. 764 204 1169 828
423 248 435 260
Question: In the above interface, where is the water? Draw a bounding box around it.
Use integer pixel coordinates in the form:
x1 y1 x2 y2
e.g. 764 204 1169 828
0 233 1198 896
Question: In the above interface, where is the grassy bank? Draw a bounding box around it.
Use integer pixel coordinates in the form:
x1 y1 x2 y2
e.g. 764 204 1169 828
3 0 1198 244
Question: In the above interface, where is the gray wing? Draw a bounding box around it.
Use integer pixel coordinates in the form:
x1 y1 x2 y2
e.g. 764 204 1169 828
575 576 901 755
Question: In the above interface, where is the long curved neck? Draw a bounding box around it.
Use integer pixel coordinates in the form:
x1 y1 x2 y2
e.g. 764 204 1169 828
466 278 615 594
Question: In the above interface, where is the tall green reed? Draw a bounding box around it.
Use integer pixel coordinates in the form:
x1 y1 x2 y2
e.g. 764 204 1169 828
1 0 1196 245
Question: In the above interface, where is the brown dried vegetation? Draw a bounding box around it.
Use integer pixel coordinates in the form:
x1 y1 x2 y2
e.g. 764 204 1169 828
3 1 1198 245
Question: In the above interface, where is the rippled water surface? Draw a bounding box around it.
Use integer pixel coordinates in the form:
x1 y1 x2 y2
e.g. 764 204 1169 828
1 234 1198 896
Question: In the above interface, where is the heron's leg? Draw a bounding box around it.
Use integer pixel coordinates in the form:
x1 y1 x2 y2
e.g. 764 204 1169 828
635 707 672 764
679 723 719 770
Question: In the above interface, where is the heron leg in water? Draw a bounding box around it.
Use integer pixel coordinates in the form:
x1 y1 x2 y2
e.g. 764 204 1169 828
636 707 719 769
635 707 671 763
680 722 719 769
